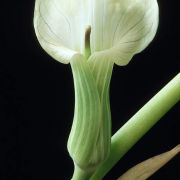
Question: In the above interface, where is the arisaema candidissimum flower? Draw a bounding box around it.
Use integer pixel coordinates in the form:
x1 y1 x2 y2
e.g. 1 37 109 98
34 0 159 175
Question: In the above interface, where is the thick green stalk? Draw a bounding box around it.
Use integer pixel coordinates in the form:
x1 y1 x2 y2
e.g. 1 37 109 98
72 165 92 180
91 73 180 179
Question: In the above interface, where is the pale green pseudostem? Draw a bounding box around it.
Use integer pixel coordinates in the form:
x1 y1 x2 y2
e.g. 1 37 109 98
68 27 113 180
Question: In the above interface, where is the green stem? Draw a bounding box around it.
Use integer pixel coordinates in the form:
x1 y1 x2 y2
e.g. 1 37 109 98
91 73 180 179
72 165 92 180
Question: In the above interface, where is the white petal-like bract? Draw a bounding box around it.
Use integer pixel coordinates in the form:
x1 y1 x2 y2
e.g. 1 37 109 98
34 0 159 65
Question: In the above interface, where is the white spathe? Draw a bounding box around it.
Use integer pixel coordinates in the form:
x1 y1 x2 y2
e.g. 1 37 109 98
34 0 159 65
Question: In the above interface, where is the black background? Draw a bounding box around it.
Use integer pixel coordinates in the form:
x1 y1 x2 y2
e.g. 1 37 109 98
0 0 179 179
